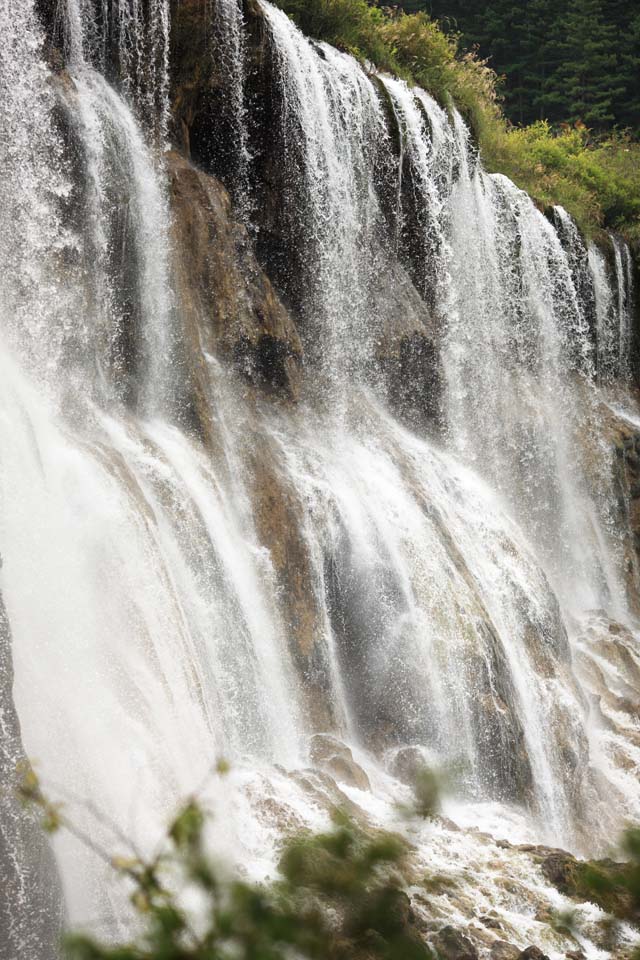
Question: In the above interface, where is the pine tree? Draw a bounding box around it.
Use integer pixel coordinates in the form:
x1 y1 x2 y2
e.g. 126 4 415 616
614 10 640 132
397 0 637 133
551 0 625 127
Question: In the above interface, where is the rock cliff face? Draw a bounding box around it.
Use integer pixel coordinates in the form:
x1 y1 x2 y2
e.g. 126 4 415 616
167 151 303 409
168 0 444 430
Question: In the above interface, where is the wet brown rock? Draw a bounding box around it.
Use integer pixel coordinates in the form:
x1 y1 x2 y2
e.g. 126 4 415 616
490 942 520 960
169 0 219 160
167 151 303 412
246 435 337 730
466 924 496 948
287 768 367 823
309 734 371 791
584 401 640 613
388 745 428 786
539 848 637 923
248 792 307 835
518 949 549 960
34 0 66 69
431 925 479 960
371 261 443 431
539 850 579 892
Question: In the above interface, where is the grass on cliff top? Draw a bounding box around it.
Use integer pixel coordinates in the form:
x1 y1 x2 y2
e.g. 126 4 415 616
273 0 640 242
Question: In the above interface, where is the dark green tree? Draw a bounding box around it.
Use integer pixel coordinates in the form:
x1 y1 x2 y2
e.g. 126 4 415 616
545 0 624 127
613 9 640 132
398 0 639 132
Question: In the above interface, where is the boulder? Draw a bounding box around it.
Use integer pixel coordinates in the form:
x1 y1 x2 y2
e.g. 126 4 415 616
518 949 549 960
389 745 429 787
309 734 371 791
167 151 303 412
431 925 479 960
490 943 520 960
539 848 636 922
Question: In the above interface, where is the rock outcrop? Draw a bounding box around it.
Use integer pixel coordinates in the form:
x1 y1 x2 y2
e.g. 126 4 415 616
431 925 479 960
246 433 339 731
167 151 303 419
538 846 639 924
170 0 443 430
308 733 371 791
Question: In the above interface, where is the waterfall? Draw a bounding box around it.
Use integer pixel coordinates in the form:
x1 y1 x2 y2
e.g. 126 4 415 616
378 76 454 307
64 0 171 143
0 0 76 386
62 69 176 411
2 0 640 951
259 1 391 378
208 0 251 214
613 235 635 382
263 395 590 840
442 140 620 615
590 242 619 383
588 236 635 385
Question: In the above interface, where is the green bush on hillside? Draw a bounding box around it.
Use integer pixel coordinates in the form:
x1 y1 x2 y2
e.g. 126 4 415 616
273 0 640 240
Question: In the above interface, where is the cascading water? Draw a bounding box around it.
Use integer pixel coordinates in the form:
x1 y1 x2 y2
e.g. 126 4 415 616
589 235 635 386
443 149 619 615
258 2 393 379
2 0 640 957
613 235 636 382
207 0 251 213
63 0 171 143
378 76 455 307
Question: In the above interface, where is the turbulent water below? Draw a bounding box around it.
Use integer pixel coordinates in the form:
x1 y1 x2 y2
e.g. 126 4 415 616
1 1 640 959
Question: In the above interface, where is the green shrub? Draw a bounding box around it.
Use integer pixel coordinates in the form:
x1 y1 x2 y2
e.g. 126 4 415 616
62 803 433 960
272 0 640 240
274 0 395 67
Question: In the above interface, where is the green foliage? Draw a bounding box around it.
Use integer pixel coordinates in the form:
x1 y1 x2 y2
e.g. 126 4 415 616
19 765 640 960
545 0 624 128
273 0 395 67
62 803 434 960
399 766 442 821
400 0 640 134
576 828 640 925
17 759 444 960
17 760 63 833
480 121 640 238
272 0 640 239
377 12 456 103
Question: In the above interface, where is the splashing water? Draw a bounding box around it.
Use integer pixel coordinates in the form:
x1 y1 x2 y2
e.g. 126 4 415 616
207 0 252 214
64 0 171 143
260 2 391 380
